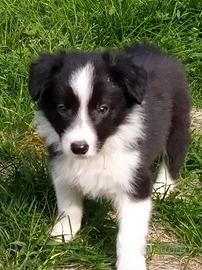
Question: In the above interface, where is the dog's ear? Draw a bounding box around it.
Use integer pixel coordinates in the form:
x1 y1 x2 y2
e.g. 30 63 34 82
28 54 63 101
103 50 147 105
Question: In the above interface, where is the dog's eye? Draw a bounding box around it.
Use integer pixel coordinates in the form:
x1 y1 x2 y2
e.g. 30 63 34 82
57 104 67 114
97 104 109 115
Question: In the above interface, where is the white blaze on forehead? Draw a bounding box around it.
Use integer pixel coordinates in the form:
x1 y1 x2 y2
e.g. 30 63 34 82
69 63 94 104
61 63 97 157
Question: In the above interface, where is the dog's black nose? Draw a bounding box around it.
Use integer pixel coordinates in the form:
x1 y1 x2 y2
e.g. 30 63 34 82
71 141 89 155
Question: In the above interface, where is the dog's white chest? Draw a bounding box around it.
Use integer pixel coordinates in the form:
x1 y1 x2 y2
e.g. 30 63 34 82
52 149 140 199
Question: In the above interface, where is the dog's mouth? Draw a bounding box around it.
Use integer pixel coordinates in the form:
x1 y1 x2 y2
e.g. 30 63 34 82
72 154 89 159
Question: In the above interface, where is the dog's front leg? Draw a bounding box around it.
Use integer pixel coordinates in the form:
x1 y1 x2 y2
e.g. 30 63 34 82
51 181 83 243
116 196 151 270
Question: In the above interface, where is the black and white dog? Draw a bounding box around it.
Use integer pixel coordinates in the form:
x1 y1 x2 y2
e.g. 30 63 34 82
29 44 190 270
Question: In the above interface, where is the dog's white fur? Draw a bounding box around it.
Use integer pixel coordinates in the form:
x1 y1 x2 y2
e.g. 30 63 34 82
116 197 151 270
154 161 175 196
62 64 97 157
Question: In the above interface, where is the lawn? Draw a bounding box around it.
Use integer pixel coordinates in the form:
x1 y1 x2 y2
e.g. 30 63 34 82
0 0 201 269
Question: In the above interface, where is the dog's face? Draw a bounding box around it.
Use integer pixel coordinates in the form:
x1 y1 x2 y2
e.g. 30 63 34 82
29 50 147 157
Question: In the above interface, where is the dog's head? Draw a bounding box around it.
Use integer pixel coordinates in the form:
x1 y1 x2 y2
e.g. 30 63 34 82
29 49 147 157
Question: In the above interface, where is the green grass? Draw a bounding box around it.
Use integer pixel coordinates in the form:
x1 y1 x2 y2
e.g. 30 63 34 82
0 0 202 269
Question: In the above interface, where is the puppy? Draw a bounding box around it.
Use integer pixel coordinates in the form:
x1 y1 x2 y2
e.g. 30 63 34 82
28 43 190 270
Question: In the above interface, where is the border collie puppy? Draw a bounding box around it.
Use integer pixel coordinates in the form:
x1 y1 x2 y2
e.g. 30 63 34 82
29 44 190 270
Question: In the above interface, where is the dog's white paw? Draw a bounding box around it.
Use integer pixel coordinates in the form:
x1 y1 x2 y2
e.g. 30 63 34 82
116 254 146 270
51 216 81 243
153 163 175 197
153 181 175 197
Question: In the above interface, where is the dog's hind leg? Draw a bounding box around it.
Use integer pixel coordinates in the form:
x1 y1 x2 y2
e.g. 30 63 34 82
154 98 190 196
154 157 175 196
